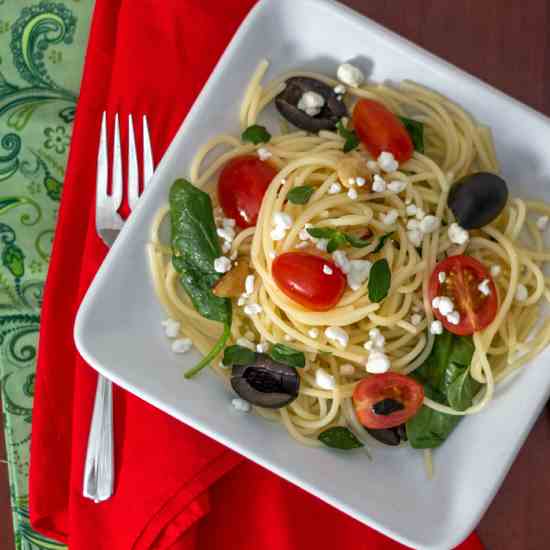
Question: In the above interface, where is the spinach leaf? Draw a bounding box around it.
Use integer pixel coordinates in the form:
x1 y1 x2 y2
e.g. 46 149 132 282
241 124 271 145
399 116 424 154
372 232 394 253
368 259 391 302
170 179 232 378
318 426 364 450
336 120 360 153
447 366 481 411
270 344 306 368
307 227 370 252
287 185 315 205
222 345 256 367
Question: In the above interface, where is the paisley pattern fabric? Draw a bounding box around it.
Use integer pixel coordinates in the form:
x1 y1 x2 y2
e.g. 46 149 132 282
0 1 93 547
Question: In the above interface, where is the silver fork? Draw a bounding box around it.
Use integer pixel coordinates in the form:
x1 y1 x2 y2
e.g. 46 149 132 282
83 112 154 502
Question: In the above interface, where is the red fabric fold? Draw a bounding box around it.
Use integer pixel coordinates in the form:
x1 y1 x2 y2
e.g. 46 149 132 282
29 1 484 549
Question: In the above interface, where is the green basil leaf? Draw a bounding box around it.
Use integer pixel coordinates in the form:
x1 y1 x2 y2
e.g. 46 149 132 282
368 259 391 302
372 232 394 253
447 367 481 411
318 426 364 450
406 405 461 448
327 234 347 253
336 120 360 153
241 124 271 145
287 185 315 205
307 227 369 251
345 234 370 248
399 116 424 154
270 344 305 368
307 227 337 240
222 345 256 367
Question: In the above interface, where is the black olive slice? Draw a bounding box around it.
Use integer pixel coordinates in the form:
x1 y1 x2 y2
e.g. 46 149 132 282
366 425 407 446
371 398 405 416
275 77 347 132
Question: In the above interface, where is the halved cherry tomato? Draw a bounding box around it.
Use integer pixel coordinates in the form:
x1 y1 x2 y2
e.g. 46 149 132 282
428 255 498 336
352 99 413 163
353 373 424 429
218 155 277 228
272 252 346 311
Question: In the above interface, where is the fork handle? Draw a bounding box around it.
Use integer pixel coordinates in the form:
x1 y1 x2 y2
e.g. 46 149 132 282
83 374 114 502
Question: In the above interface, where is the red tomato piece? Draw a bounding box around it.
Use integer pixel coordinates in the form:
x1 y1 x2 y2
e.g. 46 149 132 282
353 373 424 429
272 252 346 311
218 155 277 228
428 255 498 336
352 98 413 163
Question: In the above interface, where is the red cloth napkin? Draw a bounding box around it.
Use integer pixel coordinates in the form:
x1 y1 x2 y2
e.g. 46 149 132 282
29 1 484 549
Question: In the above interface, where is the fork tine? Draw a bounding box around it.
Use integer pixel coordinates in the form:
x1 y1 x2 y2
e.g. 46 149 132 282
127 114 139 211
96 111 108 202
142 114 154 187
110 113 123 209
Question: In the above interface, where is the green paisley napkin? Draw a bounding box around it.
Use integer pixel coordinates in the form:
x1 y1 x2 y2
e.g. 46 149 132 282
0 1 92 547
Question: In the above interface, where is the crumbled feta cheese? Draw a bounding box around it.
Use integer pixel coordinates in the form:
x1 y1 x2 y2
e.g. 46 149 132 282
366 160 380 173
446 311 461 325
448 223 469 245
171 338 193 354
406 203 418 217
368 328 385 350
431 296 441 309
244 303 262 316
407 219 420 230
478 279 491 296
236 337 255 350
308 328 319 339
515 283 528 302
435 296 454 316
332 250 351 274
490 264 501 278
273 212 292 229
161 318 180 338
232 398 251 412
430 320 443 335
347 259 372 290
407 229 423 247
315 367 336 390
347 188 358 200
328 182 342 194
537 215 549 231
415 208 426 221
377 151 398 173
270 225 286 241
222 242 231 254
257 147 272 161
438 272 447 284
380 208 399 226
334 84 346 95
336 62 365 88
315 238 329 252
223 217 236 228
297 91 325 117
387 180 407 193
419 215 440 234
365 350 391 374
217 226 235 242
372 174 386 192
245 274 255 296
411 313 423 326
323 264 333 275
256 342 269 353
214 256 231 273
324 326 349 348
355 176 366 187
340 363 355 376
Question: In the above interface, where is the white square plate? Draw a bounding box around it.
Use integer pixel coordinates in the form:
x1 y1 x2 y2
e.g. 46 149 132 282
74 1 550 548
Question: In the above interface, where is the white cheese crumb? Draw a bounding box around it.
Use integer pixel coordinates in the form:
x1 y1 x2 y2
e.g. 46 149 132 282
256 342 269 353
340 363 355 376
324 326 349 348
377 151 398 173
334 84 346 95
315 368 336 390
537 215 549 231
257 147 272 161
368 327 385 350
366 160 380 173
236 337 255 350
446 310 461 325
245 274 255 296
161 318 181 339
415 208 426 221
328 182 342 194
347 188 358 200
336 62 365 88
419 215 440 234
270 225 287 241
332 250 351 274
308 328 319 339
515 283 528 302
273 211 292 229
297 91 325 117
231 398 251 412
365 350 391 373
407 229 423 247
223 218 236 228
435 296 454 316
438 271 447 284
244 303 262 316
478 278 491 296
406 203 417 216
323 264 333 275
217 226 235 242
387 180 407 193
430 320 443 335
214 256 231 273
315 238 329 252
372 174 386 192
490 264 501 278
448 222 469 245
380 208 399 226
222 241 232 254
347 259 372 290
411 313 423 326
171 338 193 354
355 176 366 187
407 219 420 230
